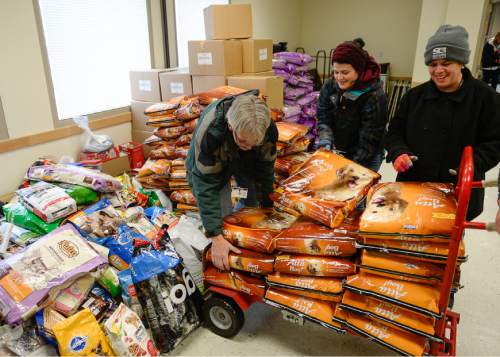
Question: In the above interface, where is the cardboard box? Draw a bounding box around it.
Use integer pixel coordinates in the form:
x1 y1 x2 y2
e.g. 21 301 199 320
131 100 156 132
129 69 171 102
159 69 193 101
227 75 284 109
188 40 242 76
204 4 252 40
100 156 131 177
192 75 227 94
241 39 273 73
232 70 275 77
132 130 156 157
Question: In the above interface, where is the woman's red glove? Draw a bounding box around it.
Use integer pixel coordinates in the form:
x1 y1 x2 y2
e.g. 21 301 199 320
393 154 417 173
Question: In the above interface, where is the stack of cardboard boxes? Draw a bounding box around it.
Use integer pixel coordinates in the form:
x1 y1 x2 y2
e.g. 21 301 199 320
191 4 283 109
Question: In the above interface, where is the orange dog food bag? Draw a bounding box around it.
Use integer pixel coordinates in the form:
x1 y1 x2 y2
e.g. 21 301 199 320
267 272 343 302
274 255 355 277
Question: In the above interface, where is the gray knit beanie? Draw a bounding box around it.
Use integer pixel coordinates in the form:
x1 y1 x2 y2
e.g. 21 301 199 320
424 25 470 65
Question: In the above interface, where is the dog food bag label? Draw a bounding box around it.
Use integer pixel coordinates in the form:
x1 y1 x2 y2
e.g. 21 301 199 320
17 182 77 223
223 208 297 253
344 274 441 318
264 288 343 332
203 265 266 297
206 248 275 275
275 152 312 177
267 272 343 302
0 224 106 325
358 237 467 264
276 122 310 144
274 255 355 277
360 182 456 237
280 150 380 209
359 251 444 284
104 303 158 357
53 308 115 356
340 290 436 337
345 311 429 356
274 219 357 256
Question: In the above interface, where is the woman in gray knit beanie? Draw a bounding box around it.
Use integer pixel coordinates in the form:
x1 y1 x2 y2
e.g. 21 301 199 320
385 24 500 220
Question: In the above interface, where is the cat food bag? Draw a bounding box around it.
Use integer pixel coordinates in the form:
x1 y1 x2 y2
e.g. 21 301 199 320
266 272 343 302
173 97 201 120
280 125 310 143
104 303 158 357
206 248 274 275
154 126 187 140
53 274 95 316
356 237 467 264
264 288 343 333
184 118 198 133
170 190 197 206
148 145 177 160
277 150 380 226
175 133 193 146
17 182 77 223
360 182 457 238
343 310 429 357
274 152 311 177
27 164 122 192
0 225 106 324
223 208 298 253
53 308 115 356
274 219 357 257
274 255 355 277
144 102 179 117
359 251 444 285
344 274 441 318
340 290 437 340
137 160 171 178
203 265 266 297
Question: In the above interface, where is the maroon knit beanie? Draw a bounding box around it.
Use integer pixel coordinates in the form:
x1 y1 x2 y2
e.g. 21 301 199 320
331 42 369 73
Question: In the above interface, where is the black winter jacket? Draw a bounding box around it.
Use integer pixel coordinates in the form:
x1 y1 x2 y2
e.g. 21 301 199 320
481 41 499 69
317 77 388 166
385 68 500 219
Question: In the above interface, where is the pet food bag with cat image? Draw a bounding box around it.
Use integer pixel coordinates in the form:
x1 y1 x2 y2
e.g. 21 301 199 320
264 288 344 333
343 310 429 357
274 255 355 277
206 248 275 275
223 208 298 253
203 265 266 298
266 272 344 302
360 182 457 238
359 250 445 285
274 150 380 227
344 274 441 318
340 290 437 340
273 218 357 257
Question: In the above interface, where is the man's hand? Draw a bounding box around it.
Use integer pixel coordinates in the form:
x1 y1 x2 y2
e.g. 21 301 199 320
393 154 418 173
210 234 241 270
495 200 500 234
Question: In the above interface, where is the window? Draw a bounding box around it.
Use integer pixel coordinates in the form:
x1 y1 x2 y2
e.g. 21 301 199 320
38 0 151 120
174 0 228 68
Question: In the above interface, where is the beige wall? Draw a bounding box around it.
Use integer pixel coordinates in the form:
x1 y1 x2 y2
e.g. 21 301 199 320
299 0 423 76
231 0 303 52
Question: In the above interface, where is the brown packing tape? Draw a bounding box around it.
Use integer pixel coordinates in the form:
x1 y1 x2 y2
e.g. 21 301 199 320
359 250 444 285
264 288 344 333
344 311 429 357
274 255 355 277
340 290 437 339
344 274 441 318
206 248 275 275
360 182 456 237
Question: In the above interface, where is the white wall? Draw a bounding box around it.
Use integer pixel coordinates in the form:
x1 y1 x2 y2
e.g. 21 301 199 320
231 0 303 52
299 0 423 76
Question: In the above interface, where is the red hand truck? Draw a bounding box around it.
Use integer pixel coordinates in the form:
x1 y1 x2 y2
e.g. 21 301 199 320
202 146 498 355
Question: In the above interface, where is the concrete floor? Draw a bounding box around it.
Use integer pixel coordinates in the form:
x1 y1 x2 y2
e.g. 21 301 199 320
174 162 500 356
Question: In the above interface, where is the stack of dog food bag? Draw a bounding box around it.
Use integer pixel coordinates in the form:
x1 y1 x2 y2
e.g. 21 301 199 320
334 182 463 356
274 122 311 178
272 52 319 146
205 149 380 333
0 160 205 355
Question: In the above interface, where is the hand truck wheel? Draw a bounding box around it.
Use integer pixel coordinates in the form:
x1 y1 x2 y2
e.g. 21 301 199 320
202 294 244 338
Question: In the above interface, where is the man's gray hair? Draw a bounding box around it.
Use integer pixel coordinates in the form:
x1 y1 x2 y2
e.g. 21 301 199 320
226 95 271 146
